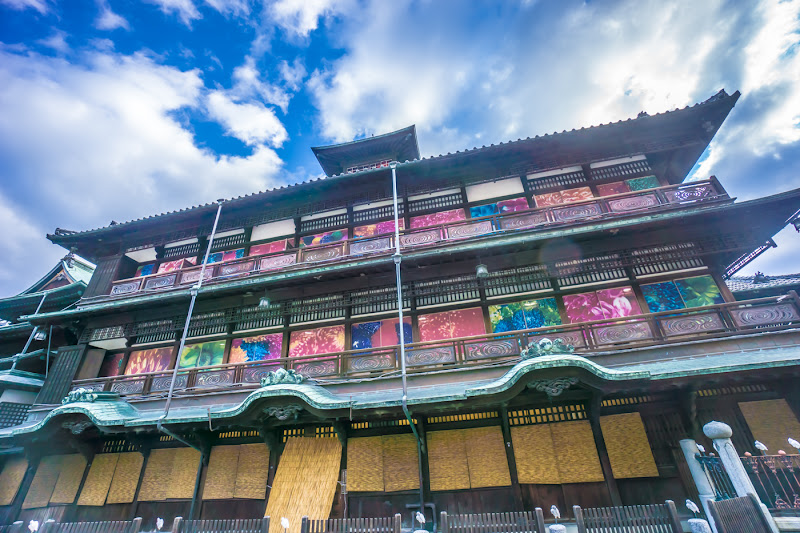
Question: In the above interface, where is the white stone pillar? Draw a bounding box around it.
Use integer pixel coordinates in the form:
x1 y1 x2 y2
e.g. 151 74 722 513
703 421 779 533
679 439 717 530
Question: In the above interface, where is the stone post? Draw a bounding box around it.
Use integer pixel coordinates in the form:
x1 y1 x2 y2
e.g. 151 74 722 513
679 439 717 528
703 421 779 533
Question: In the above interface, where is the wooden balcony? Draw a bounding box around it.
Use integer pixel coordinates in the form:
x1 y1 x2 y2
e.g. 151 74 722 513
106 179 728 298
71 291 800 398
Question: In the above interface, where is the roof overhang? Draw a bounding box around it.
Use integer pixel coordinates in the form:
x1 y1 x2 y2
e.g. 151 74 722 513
311 125 420 176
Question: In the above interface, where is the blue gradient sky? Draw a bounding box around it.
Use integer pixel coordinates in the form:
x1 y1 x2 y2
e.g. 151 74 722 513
0 0 798 295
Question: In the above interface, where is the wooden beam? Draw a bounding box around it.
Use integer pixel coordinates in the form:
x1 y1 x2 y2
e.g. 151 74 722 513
499 405 524 510
588 394 622 506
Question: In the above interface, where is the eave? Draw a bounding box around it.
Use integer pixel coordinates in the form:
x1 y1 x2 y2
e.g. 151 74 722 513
311 125 420 176
0 282 86 323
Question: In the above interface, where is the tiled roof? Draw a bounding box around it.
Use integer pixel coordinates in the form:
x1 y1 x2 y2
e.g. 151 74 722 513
727 273 800 293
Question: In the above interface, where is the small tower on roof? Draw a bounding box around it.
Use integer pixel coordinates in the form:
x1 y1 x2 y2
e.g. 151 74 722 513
311 125 420 176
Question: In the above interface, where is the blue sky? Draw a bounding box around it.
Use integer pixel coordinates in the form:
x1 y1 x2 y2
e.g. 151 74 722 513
0 0 799 296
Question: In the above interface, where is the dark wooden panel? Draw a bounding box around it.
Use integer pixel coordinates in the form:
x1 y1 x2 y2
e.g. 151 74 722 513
35 345 86 405
199 500 264 520
561 482 611 517
431 487 517 515
520 484 565 518
17 506 69 525
72 504 134 523
348 493 417 526
135 501 190 532
617 477 689 511
84 256 124 298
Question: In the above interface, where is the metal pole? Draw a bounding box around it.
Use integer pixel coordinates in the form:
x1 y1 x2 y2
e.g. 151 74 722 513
16 292 49 370
162 200 224 419
45 325 53 377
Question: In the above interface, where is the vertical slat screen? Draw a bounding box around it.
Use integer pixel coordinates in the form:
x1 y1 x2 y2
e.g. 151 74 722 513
83 255 123 298
77 453 120 506
22 455 64 509
599 413 659 479
382 434 419 492
511 424 560 484
0 456 28 506
49 454 87 503
233 443 270 500
106 452 144 504
35 345 86 405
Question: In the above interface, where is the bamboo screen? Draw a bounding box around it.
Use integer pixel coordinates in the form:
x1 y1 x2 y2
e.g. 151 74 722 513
22 455 64 509
49 454 88 504
599 413 659 479
511 421 603 484
427 428 510 491
264 437 341 533
739 399 800 454
138 447 201 501
0 457 28 506
346 434 419 492
233 443 270 499
203 445 240 500
106 452 144 504
78 454 120 506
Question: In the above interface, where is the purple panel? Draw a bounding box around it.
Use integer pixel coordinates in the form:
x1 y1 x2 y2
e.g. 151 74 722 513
730 304 800 328
464 339 520 360
301 243 345 262
259 253 297 271
499 212 549 230
593 321 653 345
446 220 494 240
607 194 659 212
180 268 213 285
350 236 393 255
144 274 177 290
405 346 456 366
111 280 142 295
661 313 725 337
552 202 602 222
400 228 442 247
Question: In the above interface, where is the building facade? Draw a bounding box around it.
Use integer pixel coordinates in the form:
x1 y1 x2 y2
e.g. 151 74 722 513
1 89 800 530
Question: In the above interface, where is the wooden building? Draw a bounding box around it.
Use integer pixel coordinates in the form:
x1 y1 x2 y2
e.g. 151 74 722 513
1 89 800 530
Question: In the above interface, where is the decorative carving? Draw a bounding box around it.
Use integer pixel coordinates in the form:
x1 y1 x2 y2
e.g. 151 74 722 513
607 194 659 212
259 253 297 271
399 229 442 247
520 338 574 360
180 268 212 285
144 274 177 290
301 244 344 263
350 237 392 255
347 354 395 372
264 404 303 421
62 420 93 435
405 346 456 366
446 221 493 240
464 339 519 360
219 260 255 277
552 202 602 222
151 374 188 392
661 313 725 337
62 388 120 404
196 370 235 388
110 280 141 295
664 184 716 203
528 377 579 397
260 368 305 386
110 380 145 395
594 322 653 345
499 212 549 230
292 360 337 377
242 364 282 384
529 332 586 348
730 304 800 328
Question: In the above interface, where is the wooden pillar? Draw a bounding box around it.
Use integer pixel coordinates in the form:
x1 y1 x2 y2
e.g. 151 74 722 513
499 405 524 510
587 394 621 507
416 417 432 513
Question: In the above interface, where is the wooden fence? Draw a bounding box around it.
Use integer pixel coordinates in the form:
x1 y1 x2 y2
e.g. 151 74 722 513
707 494 773 533
171 517 270 533
299 516 400 533
573 500 681 533
440 511 546 533
39 518 142 533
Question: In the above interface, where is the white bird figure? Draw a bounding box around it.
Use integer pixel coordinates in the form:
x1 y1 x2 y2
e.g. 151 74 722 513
281 518 290 532
788 438 800 451
156 518 164 531
28 520 39 533
686 499 700 516
755 440 769 453
415 512 425 525
550 505 560 523
696 444 705 453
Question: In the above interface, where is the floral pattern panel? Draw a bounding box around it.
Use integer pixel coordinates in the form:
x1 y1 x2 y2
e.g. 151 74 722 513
249 240 289 256
497 197 529 213
158 257 197 273
641 282 685 313
488 298 561 333
564 286 641 323
289 325 346 357
99 353 125 377
641 275 724 313
179 341 226 368
135 264 156 277
353 219 404 239
409 209 466 229
351 318 413 350
469 203 499 218
596 181 630 196
418 307 486 342
229 334 283 363
299 229 348 248
125 347 173 375
207 248 245 264
534 191 563 207
560 187 594 203
626 176 660 191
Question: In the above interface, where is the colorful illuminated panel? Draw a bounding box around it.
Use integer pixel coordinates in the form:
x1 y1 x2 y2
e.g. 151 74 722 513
497 197 529 213
409 209 466 229
229 334 283 363
351 318 413 350
124 347 173 375
564 286 642 323
418 308 486 342
533 191 562 207
641 275 723 313
626 176 660 191
596 182 629 196
99 353 125 377
353 220 404 239
289 325 346 357
207 249 245 264
180 341 226 368
134 264 156 277
489 298 561 333
641 282 684 313
158 258 196 273
469 204 499 218
248 240 289 256
299 229 348 248
560 187 594 203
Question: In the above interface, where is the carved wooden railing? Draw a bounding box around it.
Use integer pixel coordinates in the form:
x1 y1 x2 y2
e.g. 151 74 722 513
71 291 800 398
107 179 728 297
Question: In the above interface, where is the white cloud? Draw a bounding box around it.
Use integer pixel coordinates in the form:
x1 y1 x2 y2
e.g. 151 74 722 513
145 0 201 25
204 0 250 17
95 0 130 30
0 194 47 288
0 47 288 293
206 90 288 146
279 57 306 90
36 30 69 53
231 55 291 112
270 0 348 38
0 0 48 14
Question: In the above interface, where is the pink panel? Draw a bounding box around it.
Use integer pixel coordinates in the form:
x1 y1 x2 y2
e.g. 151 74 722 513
560 187 594 203
596 286 642 318
563 292 603 323
289 325 346 357
353 219 404 239
249 240 288 256
157 259 185 273
124 347 173 375
418 307 486 342
534 191 563 207
497 197 529 213
596 181 630 196
409 209 466 229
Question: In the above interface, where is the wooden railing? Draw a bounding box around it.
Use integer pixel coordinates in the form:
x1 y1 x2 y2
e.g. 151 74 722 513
70 292 800 398
107 179 727 297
